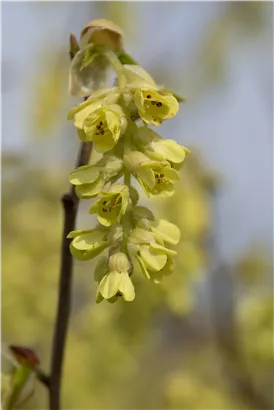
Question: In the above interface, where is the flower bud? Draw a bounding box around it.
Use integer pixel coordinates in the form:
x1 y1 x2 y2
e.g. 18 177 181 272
80 19 124 51
9 346 39 370
108 252 130 273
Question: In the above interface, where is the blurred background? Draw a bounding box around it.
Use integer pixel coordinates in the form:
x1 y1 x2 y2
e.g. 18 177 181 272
1 1 273 409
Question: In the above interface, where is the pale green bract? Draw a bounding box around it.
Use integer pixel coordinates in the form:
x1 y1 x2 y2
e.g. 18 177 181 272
69 48 110 97
67 21 189 303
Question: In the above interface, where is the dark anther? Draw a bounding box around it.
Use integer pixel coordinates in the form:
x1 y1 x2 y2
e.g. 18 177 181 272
156 102 162 107
155 174 159 178
96 125 101 129
95 132 99 135
157 179 161 184
103 201 107 205
151 101 156 105
160 173 164 178
100 130 105 135
100 121 103 126
102 208 107 212
146 94 151 99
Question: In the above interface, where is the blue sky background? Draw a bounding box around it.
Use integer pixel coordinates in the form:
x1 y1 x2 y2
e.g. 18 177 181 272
2 1 273 263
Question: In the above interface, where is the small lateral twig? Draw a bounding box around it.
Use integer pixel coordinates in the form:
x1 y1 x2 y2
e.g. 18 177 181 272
49 141 92 410
36 369 50 388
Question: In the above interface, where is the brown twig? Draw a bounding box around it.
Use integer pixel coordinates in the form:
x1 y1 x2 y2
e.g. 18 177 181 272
49 141 92 410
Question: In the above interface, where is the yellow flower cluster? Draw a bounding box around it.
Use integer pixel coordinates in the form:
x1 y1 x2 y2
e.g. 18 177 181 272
67 19 190 303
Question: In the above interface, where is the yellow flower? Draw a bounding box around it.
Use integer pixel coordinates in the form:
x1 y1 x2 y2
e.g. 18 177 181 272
134 127 190 164
129 227 177 282
133 88 179 126
68 228 109 261
96 252 135 303
89 184 130 227
69 156 123 199
124 151 179 197
68 96 127 153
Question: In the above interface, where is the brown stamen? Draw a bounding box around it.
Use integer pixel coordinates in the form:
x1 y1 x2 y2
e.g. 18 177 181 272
156 102 162 107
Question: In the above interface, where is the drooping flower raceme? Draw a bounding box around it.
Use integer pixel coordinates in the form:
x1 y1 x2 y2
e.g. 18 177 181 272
67 19 190 303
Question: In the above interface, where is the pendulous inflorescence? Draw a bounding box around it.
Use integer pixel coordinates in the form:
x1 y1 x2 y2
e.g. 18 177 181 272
67 19 190 303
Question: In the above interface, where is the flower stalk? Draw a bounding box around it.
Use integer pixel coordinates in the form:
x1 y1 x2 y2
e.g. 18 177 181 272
104 50 126 90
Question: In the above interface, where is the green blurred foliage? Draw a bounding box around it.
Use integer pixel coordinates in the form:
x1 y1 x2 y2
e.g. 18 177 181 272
29 52 68 138
196 2 270 86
